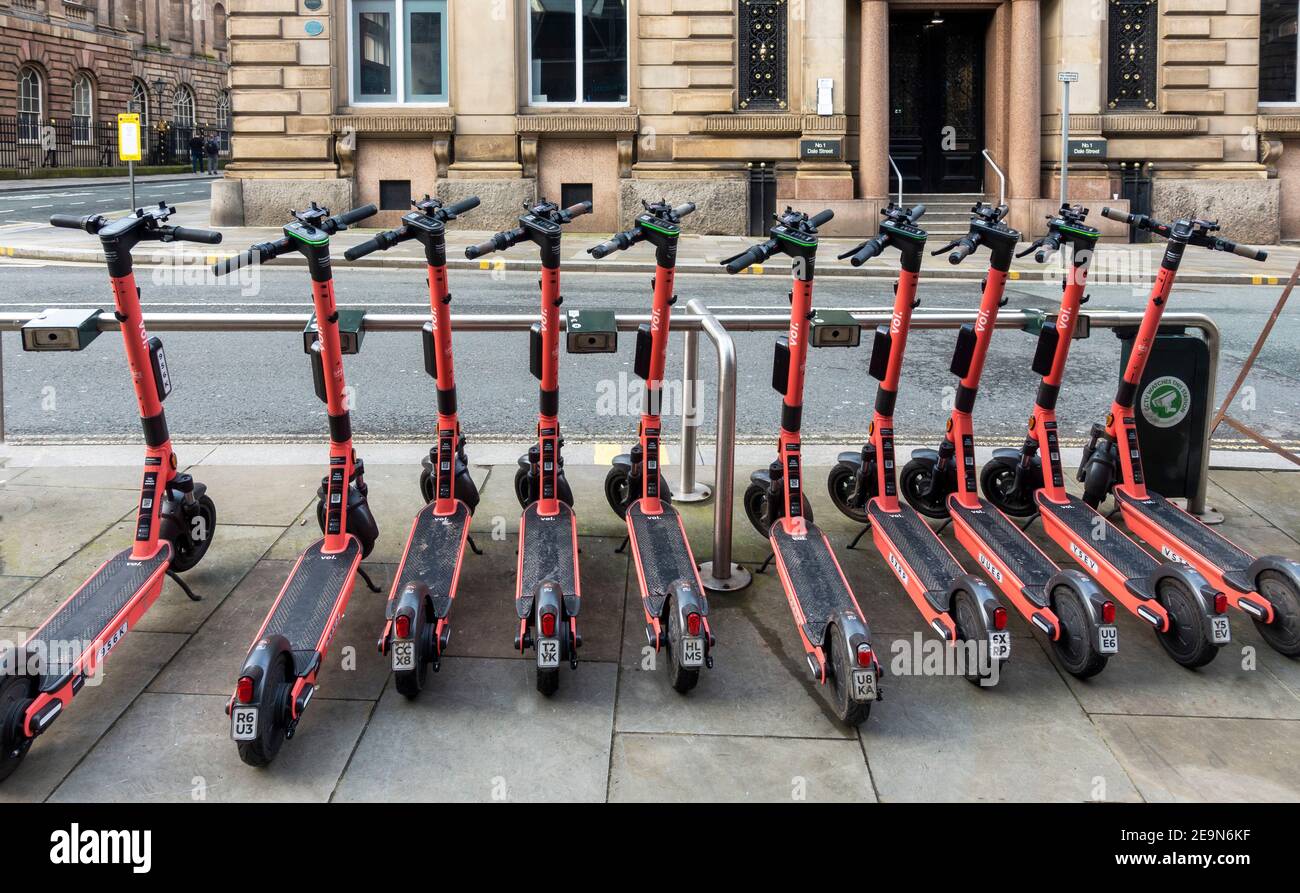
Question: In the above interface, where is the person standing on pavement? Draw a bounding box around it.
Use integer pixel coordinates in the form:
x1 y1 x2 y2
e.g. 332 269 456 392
189 130 205 174
205 132 220 175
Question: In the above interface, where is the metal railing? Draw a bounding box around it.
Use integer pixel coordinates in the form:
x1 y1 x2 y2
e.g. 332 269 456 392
0 117 230 171
0 306 1223 591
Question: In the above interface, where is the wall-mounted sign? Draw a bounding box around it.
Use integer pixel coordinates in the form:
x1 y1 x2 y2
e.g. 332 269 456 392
1068 138 1107 159
304 0 322 9
305 20 324 36
800 139 842 160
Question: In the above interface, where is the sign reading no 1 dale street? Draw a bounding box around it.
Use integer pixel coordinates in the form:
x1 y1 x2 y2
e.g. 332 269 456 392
800 139 842 160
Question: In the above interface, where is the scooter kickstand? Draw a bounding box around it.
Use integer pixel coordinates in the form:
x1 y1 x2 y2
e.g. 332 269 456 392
847 525 872 550
615 535 630 554
466 535 484 556
756 552 776 574
167 570 202 602
356 567 382 593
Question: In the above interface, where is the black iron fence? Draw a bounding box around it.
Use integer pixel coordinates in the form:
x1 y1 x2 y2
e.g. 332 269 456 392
0 116 229 172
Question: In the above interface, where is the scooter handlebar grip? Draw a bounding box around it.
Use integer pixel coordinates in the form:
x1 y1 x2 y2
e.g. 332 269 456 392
465 228 519 260
722 241 772 274
212 249 256 277
809 208 835 229
948 237 977 265
673 202 697 219
170 226 223 245
445 196 480 217
564 200 593 220
849 237 887 267
344 233 389 261
50 213 97 232
908 203 927 222
1230 241 1268 262
333 204 378 228
1101 206 1134 225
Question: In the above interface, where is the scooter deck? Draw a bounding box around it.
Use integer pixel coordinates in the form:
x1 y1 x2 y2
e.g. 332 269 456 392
388 502 470 620
868 501 964 614
627 502 700 616
771 520 858 649
29 545 172 686
950 499 1056 606
1036 492 1158 597
263 538 362 675
516 502 580 619
1115 489 1254 591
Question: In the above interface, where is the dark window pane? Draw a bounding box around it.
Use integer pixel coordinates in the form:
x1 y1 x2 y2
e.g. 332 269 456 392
531 0 576 103
380 179 411 210
359 10 394 98
561 183 593 210
582 0 627 102
408 9 444 99
1260 0 1298 103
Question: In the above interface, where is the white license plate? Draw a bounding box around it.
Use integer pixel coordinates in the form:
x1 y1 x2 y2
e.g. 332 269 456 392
231 706 258 742
1098 625 1118 654
1211 615 1231 644
680 637 704 668
392 640 416 672
989 631 1011 660
850 668 877 702
537 638 560 669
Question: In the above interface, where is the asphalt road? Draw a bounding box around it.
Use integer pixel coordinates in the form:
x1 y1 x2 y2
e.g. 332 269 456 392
0 176 215 225
2 259 1298 446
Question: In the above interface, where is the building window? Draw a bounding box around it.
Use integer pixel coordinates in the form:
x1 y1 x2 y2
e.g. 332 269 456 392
1106 0 1157 110
130 78 150 133
169 0 190 41
1261 0 1299 104
738 0 788 110
18 66 42 144
350 0 449 104
216 91 230 150
173 84 195 129
529 0 628 105
214 3 228 50
72 73 95 145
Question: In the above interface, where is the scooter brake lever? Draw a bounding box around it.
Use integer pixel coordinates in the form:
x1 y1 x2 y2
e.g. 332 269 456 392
1015 240 1043 259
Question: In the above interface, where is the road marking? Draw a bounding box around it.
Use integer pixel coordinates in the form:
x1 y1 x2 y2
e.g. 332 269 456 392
32 204 51 209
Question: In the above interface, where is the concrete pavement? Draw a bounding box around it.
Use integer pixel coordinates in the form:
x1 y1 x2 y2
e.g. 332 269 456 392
2 442 1299 802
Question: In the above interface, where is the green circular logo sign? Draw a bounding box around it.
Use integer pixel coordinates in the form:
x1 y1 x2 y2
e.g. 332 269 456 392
1141 375 1191 428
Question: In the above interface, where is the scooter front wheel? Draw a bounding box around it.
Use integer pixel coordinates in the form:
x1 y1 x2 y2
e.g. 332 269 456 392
603 465 632 519
900 458 949 520
1049 584 1108 679
827 622 871 727
979 456 1039 518
1254 570 1300 657
664 591 700 694
169 494 217 573
1081 456 1114 509
827 461 869 524
236 651 293 768
0 675 35 783
1154 577 1219 669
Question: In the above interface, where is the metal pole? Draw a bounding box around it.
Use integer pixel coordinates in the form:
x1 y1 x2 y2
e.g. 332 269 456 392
675 327 711 502
687 299 750 592
128 159 135 210
1060 79 1070 205
1186 313 1221 522
0 331 6 444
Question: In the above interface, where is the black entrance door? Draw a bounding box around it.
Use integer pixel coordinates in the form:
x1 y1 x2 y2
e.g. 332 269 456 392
888 12 986 193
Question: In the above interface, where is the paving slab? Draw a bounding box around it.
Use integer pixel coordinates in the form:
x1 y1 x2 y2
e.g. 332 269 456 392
1210 470 1300 542
0 575 37 613
0 626 187 803
614 569 859 739
862 636 1142 803
147 559 394 702
1095 714 1300 802
332 656 617 803
0 483 132 577
608 732 877 803
187 464 319 528
48 693 373 803
0 465 146 491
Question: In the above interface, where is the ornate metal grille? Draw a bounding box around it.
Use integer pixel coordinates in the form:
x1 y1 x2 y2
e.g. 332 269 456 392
1107 0 1157 110
739 0 788 110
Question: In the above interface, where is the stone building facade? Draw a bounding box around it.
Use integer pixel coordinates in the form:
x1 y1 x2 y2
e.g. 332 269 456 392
215 0 1298 243
0 0 230 159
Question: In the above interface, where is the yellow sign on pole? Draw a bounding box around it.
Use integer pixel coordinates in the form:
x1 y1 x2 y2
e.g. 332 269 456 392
117 113 142 162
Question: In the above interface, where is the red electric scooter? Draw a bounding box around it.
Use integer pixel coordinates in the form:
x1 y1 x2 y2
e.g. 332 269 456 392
726 206 882 725
466 198 592 695
589 199 715 693
981 205 1230 668
1075 208 1298 657
828 203 1008 683
344 195 485 696
214 202 382 765
884 202 1117 678
1 204 222 782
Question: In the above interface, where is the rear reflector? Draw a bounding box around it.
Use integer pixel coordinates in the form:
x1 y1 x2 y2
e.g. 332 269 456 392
992 606 1008 631
686 612 702 637
1101 601 1116 624
1213 593 1227 615
856 644 873 668
540 611 557 638
394 614 412 639
236 676 255 704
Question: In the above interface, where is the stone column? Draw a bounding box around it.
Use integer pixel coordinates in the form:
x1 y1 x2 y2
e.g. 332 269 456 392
1008 0 1041 204
857 0 889 199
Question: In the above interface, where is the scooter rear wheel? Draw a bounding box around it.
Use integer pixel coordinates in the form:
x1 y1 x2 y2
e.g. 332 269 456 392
827 461 869 524
236 652 292 768
979 456 1039 518
952 590 1000 685
0 675 35 783
900 458 949 520
536 666 559 696
393 596 432 700
664 592 700 694
1254 570 1300 657
169 494 217 573
604 466 632 519
827 623 871 727
1049 584 1108 679
1154 577 1219 669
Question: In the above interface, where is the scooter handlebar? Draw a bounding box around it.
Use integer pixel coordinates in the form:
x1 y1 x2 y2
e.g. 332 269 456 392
344 227 405 261
1221 238 1268 262
721 239 777 274
840 235 888 267
212 237 291 277
562 201 593 221
907 203 927 222
1101 206 1134 226
673 202 697 220
50 213 102 233
331 203 378 229
168 226 223 245
809 208 835 229
588 227 639 259
444 196 480 218
465 227 524 260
